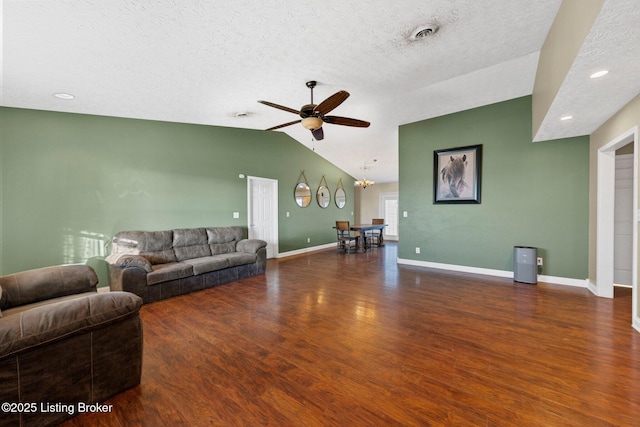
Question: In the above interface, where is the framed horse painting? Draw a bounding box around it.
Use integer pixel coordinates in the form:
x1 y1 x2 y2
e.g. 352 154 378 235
433 144 482 204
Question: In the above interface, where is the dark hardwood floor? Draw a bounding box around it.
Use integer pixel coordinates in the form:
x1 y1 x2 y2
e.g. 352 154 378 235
62 243 640 426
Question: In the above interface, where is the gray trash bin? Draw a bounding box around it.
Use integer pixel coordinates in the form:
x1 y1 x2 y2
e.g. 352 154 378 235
514 246 537 284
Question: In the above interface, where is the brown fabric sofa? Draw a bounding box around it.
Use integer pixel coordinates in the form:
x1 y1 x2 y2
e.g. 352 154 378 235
106 226 267 304
0 264 143 427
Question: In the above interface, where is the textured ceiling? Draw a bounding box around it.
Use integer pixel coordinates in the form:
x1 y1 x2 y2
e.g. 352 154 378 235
1 1 638 183
533 0 640 141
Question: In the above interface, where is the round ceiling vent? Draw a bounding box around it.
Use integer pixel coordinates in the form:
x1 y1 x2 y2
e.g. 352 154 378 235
410 23 439 40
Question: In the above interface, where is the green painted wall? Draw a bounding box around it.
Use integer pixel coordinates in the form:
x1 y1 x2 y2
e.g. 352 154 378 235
0 107 355 286
398 96 589 279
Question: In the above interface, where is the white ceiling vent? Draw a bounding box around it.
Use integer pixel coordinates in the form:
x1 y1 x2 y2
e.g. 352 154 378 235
410 24 439 40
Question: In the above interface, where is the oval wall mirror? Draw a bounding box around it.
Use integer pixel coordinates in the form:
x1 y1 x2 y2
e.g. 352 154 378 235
317 186 330 208
294 171 311 207
295 183 312 207
335 178 346 209
316 175 330 208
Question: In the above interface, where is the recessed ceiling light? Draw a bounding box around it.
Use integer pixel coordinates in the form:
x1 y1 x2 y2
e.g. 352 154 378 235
53 93 75 100
590 70 609 79
560 115 573 121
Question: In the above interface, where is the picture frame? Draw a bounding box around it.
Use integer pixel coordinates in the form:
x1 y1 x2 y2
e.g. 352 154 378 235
433 144 482 204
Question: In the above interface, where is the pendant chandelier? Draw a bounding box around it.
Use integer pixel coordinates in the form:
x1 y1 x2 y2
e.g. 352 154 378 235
354 160 376 189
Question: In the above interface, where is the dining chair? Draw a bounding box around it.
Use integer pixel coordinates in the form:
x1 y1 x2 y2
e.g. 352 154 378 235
336 220 358 253
367 218 384 247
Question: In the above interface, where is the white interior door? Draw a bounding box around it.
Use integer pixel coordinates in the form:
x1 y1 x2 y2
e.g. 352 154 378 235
615 154 633 286
379 192 399 240
247 176 278 258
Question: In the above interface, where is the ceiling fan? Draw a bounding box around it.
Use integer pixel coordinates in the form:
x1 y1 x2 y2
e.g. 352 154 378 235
258 81 370 141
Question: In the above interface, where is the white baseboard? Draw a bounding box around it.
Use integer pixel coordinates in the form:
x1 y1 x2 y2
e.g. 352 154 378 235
397 258 588 289
586 280 615 298
277 243 336 258
633 317 640 333
537 274 589 288
398 258 512 278
588 283 621 298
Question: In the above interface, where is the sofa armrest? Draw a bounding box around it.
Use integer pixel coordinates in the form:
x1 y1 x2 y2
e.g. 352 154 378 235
236 239 267 254
0 292 142 359
106 254 152 273
108 264 153 303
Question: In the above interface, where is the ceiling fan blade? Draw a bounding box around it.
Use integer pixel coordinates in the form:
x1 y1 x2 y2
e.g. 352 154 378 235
312 127 324 141
323 116 370 128
258 100 300 115
266 119 301 131
314 91 350 115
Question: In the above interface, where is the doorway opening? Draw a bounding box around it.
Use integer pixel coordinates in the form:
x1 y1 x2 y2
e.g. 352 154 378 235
615 153 633 288
595 126 638 331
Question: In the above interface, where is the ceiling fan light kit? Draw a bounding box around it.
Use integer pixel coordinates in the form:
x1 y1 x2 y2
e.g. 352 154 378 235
301 117 323 130
258 80 370 141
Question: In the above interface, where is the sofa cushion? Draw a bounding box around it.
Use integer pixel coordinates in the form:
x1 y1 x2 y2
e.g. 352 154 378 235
147 262 194 286
207 227 242 255
0 265 98 310
184 255 230 275
112 230 177 265
0 287 3 318
226 252 258 267
173 228 211 261
140 249 177 265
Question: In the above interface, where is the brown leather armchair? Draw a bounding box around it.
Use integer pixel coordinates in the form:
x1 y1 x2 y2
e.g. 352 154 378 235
0 265 143 426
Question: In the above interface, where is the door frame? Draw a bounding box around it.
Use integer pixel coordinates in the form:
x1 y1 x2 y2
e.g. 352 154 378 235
595 126 638 330
247 176 279 258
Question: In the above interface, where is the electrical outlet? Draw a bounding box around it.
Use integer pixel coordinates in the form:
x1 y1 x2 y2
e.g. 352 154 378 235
286 212 290 217
415 247 421 254
403 211 408 218
537 257 543 266
233 212 240 219
307 237 311 243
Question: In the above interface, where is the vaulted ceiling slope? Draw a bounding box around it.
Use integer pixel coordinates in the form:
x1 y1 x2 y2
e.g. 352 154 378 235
2 1 638 183
533 0 640 142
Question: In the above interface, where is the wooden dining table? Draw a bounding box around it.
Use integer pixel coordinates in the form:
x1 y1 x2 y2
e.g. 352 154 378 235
349 223 387 253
